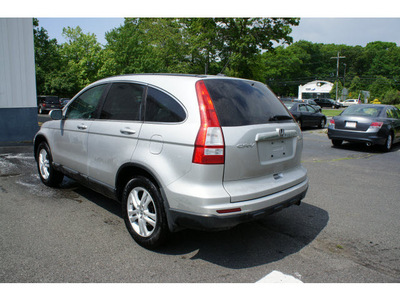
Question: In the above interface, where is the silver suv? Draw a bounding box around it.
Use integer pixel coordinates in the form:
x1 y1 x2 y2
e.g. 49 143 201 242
34 74 308 248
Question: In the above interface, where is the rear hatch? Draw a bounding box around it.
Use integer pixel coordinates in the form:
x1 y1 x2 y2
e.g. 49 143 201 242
203 78 305 203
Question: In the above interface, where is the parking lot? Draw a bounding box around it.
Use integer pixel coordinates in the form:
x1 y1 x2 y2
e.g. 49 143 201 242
1 124 399 283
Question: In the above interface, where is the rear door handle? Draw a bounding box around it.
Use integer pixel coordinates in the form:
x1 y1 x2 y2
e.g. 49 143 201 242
77 124 87 130
120 128 136 135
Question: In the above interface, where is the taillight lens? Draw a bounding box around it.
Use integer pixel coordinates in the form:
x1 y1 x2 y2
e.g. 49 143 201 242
369 122 383 129
193 80 225 164
329 119 335 128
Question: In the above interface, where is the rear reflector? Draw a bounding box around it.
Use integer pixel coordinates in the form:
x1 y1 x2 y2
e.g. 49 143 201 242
216 208 242 214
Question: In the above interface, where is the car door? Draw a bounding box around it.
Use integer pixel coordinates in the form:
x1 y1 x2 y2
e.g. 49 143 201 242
388 107 400 141
87 82 145 187
298 104 311 125
51 84 108 176
305 104 320 126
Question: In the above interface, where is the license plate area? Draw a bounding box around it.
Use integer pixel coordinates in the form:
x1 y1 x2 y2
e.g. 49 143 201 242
345 121 357 128
257 139 293 163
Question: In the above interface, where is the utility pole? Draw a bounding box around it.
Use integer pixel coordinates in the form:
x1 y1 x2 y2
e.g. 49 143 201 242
330 52 345 100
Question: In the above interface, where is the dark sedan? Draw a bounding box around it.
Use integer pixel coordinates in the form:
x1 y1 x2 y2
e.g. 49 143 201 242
328 104 400 151
283 102 327 129
314 98 341 109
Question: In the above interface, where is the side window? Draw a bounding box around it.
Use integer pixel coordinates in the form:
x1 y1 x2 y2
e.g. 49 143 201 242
100 83 144 121
66 85 107 120
145 87 186 123
299 105 307 112
306 105 316 113
386 108 395 119
393 108 400 119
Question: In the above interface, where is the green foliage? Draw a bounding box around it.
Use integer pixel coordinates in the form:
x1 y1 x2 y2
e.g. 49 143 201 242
33 18 400 101
382 89 400 105
369 76 394 100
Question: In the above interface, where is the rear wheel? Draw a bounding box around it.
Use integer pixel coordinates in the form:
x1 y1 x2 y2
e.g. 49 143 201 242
382 133 393 152
36 142 64 187
332 139 343 147
122 176 169 249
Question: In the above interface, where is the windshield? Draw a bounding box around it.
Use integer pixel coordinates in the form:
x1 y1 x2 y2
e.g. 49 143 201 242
203 79 292 126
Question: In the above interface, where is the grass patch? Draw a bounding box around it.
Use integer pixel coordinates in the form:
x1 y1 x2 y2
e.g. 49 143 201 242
322 109 342 117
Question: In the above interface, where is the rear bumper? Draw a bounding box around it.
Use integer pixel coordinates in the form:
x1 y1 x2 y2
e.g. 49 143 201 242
328 128 387 145
167 178 308 231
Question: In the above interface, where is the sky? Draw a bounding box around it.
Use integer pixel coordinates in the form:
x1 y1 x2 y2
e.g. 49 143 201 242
36 17 400 47
4 0 400 46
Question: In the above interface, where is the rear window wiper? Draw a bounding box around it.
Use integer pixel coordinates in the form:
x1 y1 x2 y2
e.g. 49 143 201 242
269 115 293 121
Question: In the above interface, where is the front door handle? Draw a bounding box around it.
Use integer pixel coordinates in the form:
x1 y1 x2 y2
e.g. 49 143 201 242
120 128 136 135
77 124 87 130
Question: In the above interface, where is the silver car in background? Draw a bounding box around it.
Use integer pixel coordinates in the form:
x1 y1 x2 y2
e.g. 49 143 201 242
34 74 308 248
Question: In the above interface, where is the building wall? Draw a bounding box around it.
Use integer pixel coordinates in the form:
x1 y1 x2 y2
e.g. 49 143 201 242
0 18 39 142
298 80 333 100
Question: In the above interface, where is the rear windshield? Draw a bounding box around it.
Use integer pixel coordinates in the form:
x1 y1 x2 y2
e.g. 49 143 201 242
45 97 59 104
203 79 292 126
341 105 383 117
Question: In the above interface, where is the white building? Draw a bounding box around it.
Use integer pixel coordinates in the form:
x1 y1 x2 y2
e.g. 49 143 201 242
0 18 38 142
298 80 333 100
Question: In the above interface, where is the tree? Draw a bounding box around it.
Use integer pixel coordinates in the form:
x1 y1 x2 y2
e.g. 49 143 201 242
369 76 395 100
60 26 104 91
382 89 400 105
33 18 61 95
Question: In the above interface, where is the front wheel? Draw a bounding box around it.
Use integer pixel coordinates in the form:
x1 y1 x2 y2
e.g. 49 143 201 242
318 118 326 129
122 176 169 249
36 142 64 187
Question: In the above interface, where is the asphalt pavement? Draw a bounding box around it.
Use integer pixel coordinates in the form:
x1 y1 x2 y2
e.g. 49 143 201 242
0 126 399 284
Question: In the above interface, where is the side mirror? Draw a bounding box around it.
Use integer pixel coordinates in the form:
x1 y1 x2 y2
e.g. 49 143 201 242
49 109 63 120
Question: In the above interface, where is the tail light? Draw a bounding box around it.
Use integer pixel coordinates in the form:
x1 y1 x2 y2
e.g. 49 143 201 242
369 122 383 130
193 80 225 164
329 119 335 128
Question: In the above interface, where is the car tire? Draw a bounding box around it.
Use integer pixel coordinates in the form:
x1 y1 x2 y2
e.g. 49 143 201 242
382 133 393 152
38 106 43 114
122 176 169 249
332 139 343 147
318 118 326 129
36 142 64 187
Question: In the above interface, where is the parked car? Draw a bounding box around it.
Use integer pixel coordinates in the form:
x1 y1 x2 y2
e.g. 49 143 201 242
300 99 322 112
283 102 327 129
342 99 360 107
59 98 71 108
34 74 309 248
314 98 341 109
328 104 400 151
37 95 61 114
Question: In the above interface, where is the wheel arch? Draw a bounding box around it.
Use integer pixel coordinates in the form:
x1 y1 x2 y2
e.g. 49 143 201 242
33 134 49 161
115 163 164 202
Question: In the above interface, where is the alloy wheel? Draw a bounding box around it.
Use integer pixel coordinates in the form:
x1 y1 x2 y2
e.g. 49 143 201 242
38 148 50 180
127 187 157 237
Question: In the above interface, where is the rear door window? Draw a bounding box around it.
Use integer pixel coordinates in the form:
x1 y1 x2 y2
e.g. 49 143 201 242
203 79 291 126
100 83 145 121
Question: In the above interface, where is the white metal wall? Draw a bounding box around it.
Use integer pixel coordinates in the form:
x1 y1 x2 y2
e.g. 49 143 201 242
0 18 36 109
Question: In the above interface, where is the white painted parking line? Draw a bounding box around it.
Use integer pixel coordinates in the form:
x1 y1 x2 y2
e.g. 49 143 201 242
256 271 303 283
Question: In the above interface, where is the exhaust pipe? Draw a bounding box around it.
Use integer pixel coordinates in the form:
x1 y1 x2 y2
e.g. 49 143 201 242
366 142 372 147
